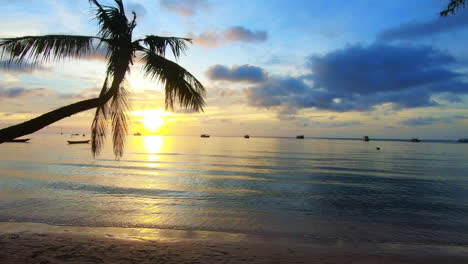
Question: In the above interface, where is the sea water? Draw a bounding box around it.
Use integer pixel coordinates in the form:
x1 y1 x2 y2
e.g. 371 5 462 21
0 135 467 245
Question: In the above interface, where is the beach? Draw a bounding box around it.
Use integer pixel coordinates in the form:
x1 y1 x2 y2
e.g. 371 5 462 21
1 222 468 264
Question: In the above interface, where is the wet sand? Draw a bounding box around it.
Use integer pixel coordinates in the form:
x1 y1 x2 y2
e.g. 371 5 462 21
1 222 468 264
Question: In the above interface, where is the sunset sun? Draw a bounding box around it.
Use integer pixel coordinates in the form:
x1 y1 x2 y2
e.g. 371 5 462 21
132 109 173 134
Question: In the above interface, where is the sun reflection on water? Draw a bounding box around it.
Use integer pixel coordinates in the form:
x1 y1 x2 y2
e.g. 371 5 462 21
141 136 165 168
143 136 163 154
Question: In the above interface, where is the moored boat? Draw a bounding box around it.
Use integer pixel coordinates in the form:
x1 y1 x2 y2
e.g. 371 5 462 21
458 138 468 143
200 134 210 138
67 140 90 144
6 138 31 143
362 136 370 141
296 135 304 139
410 138 421 142
244 135 250 138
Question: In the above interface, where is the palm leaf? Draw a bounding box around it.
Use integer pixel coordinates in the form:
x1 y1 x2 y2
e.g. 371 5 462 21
441 0 466 16
91 76 110 157
89 0 129 39
141 35 191 60
110 81 131 158
142 50 205 112
0 35 101 65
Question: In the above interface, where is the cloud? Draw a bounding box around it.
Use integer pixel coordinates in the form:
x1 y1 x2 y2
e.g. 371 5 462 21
399 116 468 126
225 26 268 42
206 64 267 83
160 0 209 17
246 44 468 114
188 26 268 47
0 87 51 98
377 12 468 42
323 121 362 128
0 61 49 73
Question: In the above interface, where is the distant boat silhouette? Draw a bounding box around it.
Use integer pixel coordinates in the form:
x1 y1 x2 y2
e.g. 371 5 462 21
6 138 30 143
71 133 80 136
67 140 90 144
362 136 370 141
200 134 210 138
409 138 421 142
296 135 304 139
458 138 468 143
133 132 142 136
244 135 250 138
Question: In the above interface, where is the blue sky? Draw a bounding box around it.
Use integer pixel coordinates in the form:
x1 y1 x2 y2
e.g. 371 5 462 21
0 0 467 139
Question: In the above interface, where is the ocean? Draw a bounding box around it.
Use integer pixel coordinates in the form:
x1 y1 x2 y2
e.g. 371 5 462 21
1 135 467 245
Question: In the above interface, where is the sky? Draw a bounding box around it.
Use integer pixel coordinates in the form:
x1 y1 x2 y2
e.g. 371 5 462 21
0 0 468 139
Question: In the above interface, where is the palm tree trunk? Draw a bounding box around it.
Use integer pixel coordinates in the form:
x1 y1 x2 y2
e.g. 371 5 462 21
0 97 106 142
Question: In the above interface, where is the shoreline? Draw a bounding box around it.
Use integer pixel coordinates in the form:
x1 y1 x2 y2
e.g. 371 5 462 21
1 222 468 263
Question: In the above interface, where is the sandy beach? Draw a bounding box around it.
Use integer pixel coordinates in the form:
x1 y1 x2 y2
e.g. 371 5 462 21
1 222 468 264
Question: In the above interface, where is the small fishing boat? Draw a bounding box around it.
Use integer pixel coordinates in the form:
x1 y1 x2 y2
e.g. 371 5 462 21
409 138 421 142
458 138 468 143
296 135 304 139
362 136 370 141
133 132 142 136
200 134 210 138
67 140 90 144
244 135 250 138
6 138 31 143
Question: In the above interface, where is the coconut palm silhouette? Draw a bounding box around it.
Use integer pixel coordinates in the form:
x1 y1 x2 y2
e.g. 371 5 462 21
0 0 205 158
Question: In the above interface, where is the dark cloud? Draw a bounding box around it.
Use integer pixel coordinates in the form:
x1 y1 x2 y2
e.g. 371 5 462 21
377 12 468 42
188 26 268 47
246 44 468 113
160 0 209 17
308 44 457 95
0 87 51 98
206 64 266 83
399 116 468 126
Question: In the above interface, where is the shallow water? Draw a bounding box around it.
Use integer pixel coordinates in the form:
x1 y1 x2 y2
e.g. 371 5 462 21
1 135 468 245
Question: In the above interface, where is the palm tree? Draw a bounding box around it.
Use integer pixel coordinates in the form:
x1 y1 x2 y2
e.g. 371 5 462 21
0 0 205 158
441 0 466 16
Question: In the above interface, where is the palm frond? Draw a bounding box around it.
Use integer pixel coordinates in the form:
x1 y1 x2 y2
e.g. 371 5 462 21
89 0 129 39
91 76 110 157
140 35 192 60
142 50 205 112
0 35 100 65
441 0 466 16
110 81 131 158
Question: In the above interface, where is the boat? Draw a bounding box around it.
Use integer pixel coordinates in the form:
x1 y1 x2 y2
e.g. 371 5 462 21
133 132 142 136
362 136 370 141
71 133 80 136
409 138 421 142
5 138 31 143
244 135 250 138
458 138 468 143
296 135 304 139
200 134 210 138
67 140 90 144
